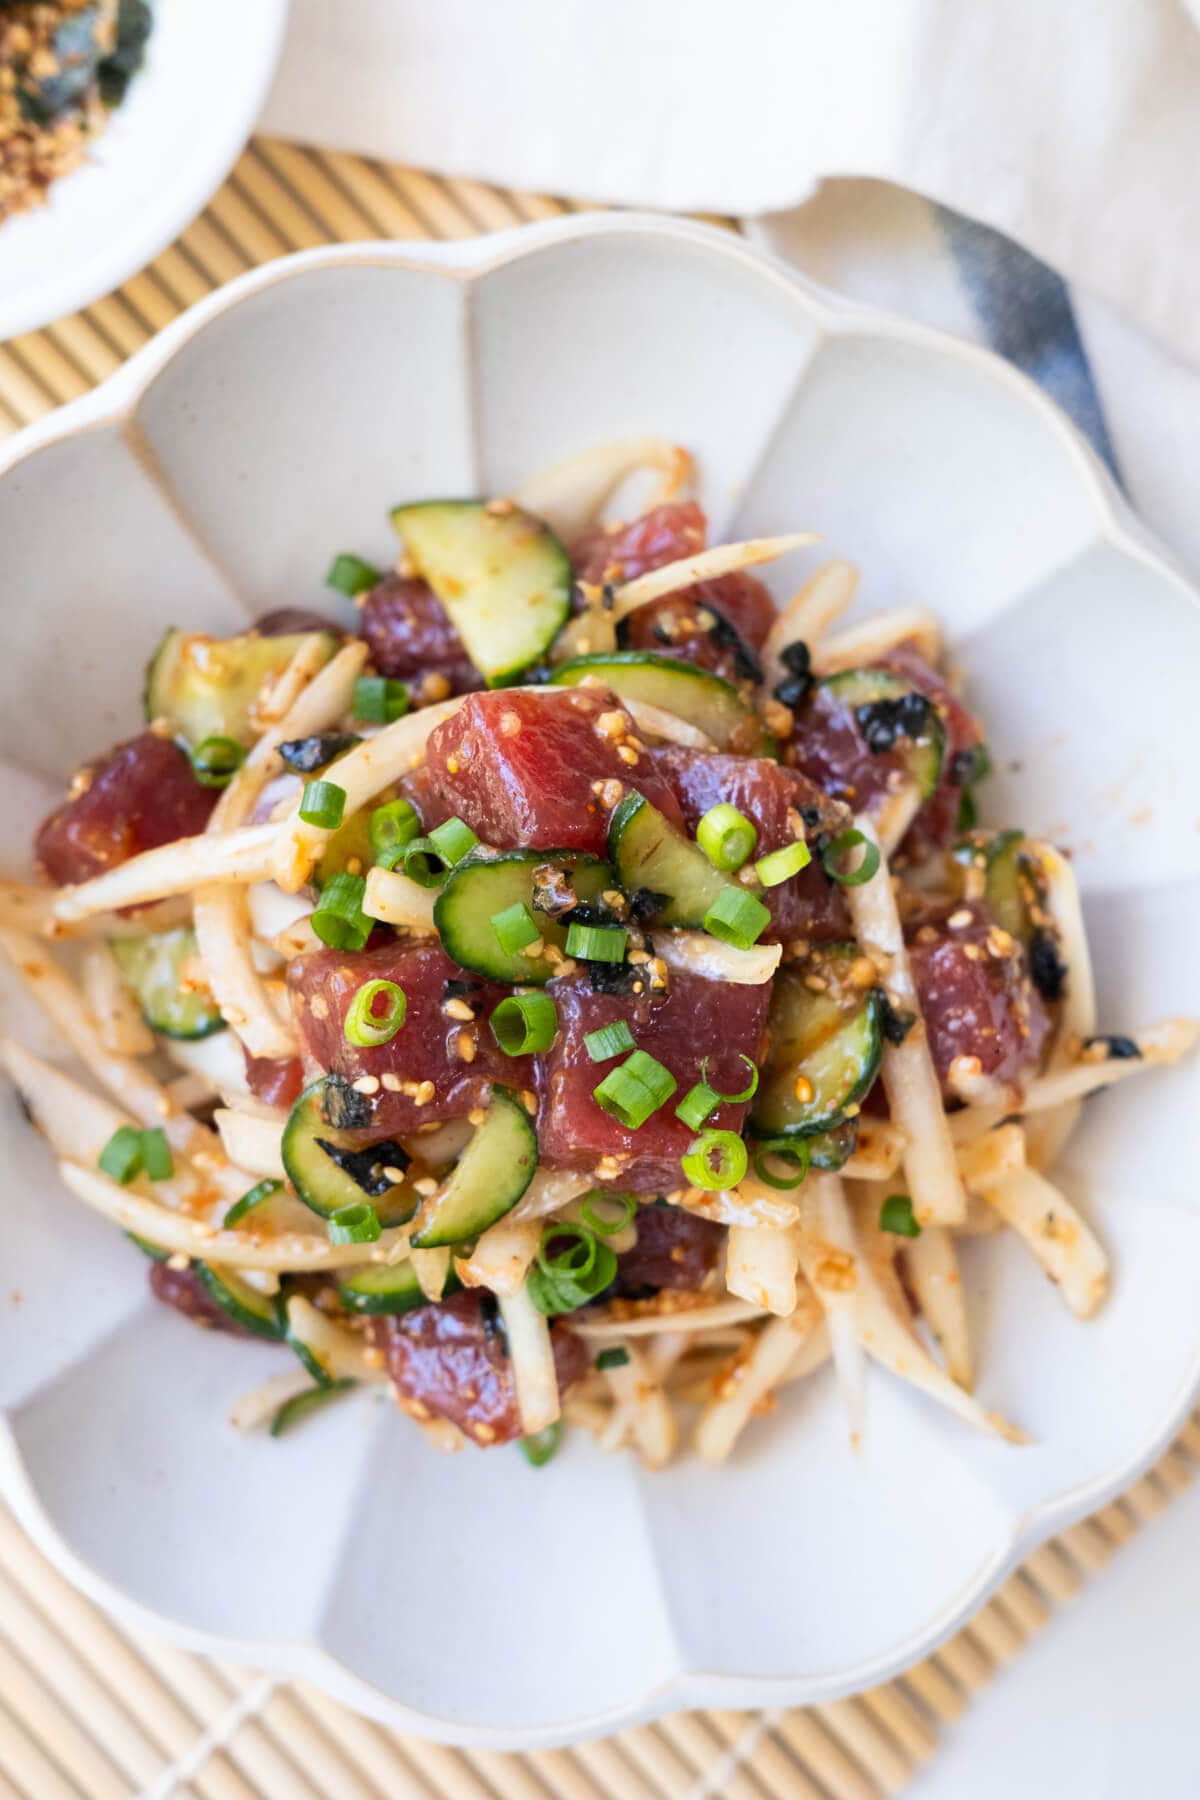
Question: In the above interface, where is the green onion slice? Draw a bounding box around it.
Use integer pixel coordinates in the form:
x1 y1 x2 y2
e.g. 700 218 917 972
593 1050 677 1129
326 551 381 597
191 735 245 789
703 886 771 949
98 1125 143 1185
821 828 881 887
490 901 540 956
527 1222 618 1316
311 871 371 950
225 1178 284 1227
700 1053 759 1104
328 1202 382 1245
583 1019 635 1063
520 1422 563 1466
139 1127 174 1182
490 992 558 1056
675 1081 719 1131
369 797 421 867
880 1194 921 1238
681 1128 749 1191
580 1191 636 1237
429 816 478 866
755 839 813 888
752 1138 811 1190
401 816 478 886
353 675 410 723
344 978 407 1048
564 921 628 963
596 1347 631 1371
697 802 758 872
299 779 347 830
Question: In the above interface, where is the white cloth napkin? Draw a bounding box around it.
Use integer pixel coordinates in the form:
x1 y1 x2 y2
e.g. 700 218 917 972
263 0 1200 368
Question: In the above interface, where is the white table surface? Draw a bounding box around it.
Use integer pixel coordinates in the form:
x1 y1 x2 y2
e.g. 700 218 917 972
914 1479 1200 1797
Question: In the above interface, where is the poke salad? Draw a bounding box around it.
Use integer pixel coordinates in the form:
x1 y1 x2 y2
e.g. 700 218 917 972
3 438 1193 1467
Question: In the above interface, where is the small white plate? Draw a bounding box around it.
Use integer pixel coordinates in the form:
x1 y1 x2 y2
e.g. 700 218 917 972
0 217 1197 1747
0 0 289 339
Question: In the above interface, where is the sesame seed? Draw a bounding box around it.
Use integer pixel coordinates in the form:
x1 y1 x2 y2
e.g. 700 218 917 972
444 997 475 1022
499 711 522 738
468 1107 487 1125
352 1075 380 1095
521 1090 538 1115
803 973 828 993
617 743 640 766
793 1074 814 1103
413 1176 438 1197
382 1166 408 1185
596 709 628 740
380 1072 402 1091
167 1252 190 1272
456 1031 477 1063
948 908 974 930
414 1080 436 1105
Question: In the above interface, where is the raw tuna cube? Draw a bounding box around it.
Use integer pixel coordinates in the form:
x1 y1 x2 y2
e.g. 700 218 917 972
536 967 771 1193
615 1205 724 1294
421 687 684 855
372 1293 586 1447
790 641 982 853
574 501 776 681
288 941 531 1131
36 731 215 887
654 746 850 944
359 574 479 695
908 899 1050 1094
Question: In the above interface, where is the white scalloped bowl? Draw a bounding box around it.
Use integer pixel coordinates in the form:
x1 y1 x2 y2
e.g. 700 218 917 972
1 217 1198 1748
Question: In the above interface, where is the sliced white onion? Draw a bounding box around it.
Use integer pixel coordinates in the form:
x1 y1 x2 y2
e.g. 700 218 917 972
609 534 815 623
498 1284 561 1434
652 931 782 986
811 606 942 674
725 1224 800 1317
761 559 860 688
362 866 438 935
513 437 692 542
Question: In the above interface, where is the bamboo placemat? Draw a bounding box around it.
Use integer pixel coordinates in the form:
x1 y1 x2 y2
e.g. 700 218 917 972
0 137 1196 1797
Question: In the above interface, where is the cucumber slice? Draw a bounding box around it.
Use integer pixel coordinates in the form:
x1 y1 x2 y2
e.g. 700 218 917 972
606 791 735 928
145 627 338 748
110 927 225 1040
984 830 1038 944
751 944 883 1139
337 1260 462 1315
807 1122 858 1171
282 1081 420 1226
271 1380 357 1437
551 652 772 753
194 1264 285 1340
434 849 613 985
819 668 946 799
391 499 571 687
128 1232 169 1262
410 1088 537 1248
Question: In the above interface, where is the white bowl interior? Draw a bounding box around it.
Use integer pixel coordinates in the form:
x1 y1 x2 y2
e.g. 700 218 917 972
1 224 1198 1742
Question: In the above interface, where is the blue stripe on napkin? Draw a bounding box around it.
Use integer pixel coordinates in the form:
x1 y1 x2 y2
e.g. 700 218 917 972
935 205 1122 483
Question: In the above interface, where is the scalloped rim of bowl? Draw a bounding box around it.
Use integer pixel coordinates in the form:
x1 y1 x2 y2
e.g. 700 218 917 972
1 214 1197 1747
0 0 291 340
